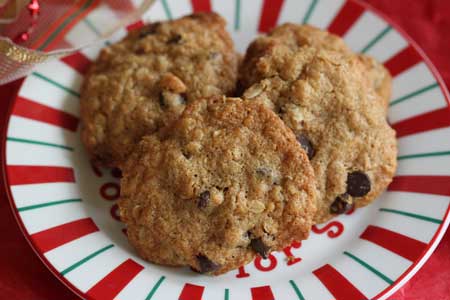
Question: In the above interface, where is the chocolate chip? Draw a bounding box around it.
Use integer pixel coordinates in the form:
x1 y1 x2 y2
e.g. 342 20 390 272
197 191 210 208
111 168 122 178
296 134 315 160
179 93 187 104
181 149 191 159
277 106 286 115
167 34 182 44
190 266 201 273
330 193 353 214
159 92 166 107
138 22 160 38
250 237 270 259
196 254 219 273
347 171 371 197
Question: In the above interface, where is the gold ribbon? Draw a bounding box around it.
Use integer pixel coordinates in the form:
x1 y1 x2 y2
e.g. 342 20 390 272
0 0 155 84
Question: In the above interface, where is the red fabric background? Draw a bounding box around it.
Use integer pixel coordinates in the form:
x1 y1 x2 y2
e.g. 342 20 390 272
0 1 449 299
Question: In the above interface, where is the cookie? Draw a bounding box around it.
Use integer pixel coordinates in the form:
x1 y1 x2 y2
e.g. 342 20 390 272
80 12 239 167
241 44 397 223
239 23 392 109
356 54 392 108
118 96 317 275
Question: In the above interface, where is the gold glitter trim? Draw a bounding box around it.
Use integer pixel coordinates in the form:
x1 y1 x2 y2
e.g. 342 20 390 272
0 39 50 63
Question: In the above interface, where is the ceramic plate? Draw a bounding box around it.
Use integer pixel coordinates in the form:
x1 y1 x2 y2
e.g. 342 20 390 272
4 0 450 299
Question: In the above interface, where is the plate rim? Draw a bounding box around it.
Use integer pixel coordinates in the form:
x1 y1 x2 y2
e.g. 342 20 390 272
2 0 450 299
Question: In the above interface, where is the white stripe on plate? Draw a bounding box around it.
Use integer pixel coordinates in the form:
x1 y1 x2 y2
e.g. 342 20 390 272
396 155 450 176
64 246 127 293
270 281 301 300
343 11 386 52
380 191 449 221
232 0 264 53
198 282 225 300
11 182 80 209
389 86 446 124
83 3 118 35
142 0 169 21
79 44 103 61
296 273 334 300
330 255 387 299
370 212 439 244
19 74 79 116
165 0 191 18
7 141 75 167
277 0 311 25
28 59 83 99
107 28 128 44
211 0 235 33
77 26 128 61
347 238 411 282
306 0 345 29
65 20 101 46
154 280 193 300
397 127 450 157
20 202 87 235
45 231 111 272
7 116 78 148
114 271 166 300
364 29 408 63
391 62 436 101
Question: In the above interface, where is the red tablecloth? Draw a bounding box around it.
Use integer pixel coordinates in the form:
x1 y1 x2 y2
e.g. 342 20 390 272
0 1 449 299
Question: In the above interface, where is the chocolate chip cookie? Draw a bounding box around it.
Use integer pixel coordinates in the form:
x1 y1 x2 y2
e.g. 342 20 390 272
241 43 397 223
80 12 239 167
118 96 317 274
239 23 392 109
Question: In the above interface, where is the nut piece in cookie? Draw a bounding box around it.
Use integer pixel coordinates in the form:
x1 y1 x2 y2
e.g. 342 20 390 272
118 96 317 275
80 12 240 167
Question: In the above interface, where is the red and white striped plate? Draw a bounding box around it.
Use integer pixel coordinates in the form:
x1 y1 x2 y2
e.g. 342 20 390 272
4 1 450 299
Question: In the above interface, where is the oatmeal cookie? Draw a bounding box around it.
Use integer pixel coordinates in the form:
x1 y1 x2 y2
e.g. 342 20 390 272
80 12 239 167
241 44 397 223
239 23 392 109
119 96 316 274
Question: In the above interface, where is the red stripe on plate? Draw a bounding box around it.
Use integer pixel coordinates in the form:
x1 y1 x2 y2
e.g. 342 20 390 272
105 0 135 12
31 218 98 253
360 225 427 262
258 0 284 33
327 1 365 36
313 264 366 300
60 52 92 75
126 19 144 31
86 259 143 300
384 45 422 77
13 96 79 131
7 166 75 185
392 107 450 138
179 283 205 300
190 0 211 12
251 285 275 300
388 176 450 196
